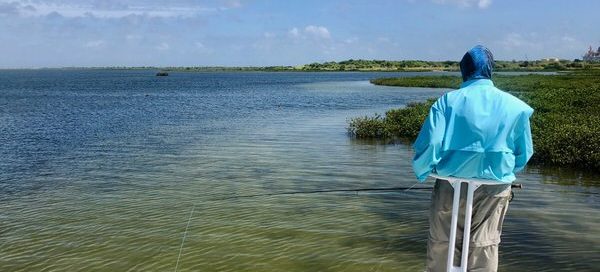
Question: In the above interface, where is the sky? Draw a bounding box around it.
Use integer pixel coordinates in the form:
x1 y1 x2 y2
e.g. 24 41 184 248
0 0 599 68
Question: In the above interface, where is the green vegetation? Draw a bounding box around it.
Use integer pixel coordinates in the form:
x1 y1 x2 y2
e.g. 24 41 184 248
301 59 455 71
52 59 600 72
370 76 461 88
348 100 435 139
296 59 600 71
349 70 600 172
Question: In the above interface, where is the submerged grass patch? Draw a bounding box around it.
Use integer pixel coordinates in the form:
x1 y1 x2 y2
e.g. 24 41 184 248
350 70 600 172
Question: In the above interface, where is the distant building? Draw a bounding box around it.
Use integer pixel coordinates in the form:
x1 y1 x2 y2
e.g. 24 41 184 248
541 57 560 62
583 46 600 62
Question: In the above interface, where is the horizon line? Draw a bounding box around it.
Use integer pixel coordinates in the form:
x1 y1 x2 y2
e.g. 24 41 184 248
0 58 580 70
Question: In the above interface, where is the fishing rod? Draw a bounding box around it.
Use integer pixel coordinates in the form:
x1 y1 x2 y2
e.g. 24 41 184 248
174 184 429 272
208 185 430 201
207 183 523 201
173 183 523 271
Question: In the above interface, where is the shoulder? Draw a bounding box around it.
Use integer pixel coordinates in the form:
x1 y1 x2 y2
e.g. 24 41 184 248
493 87 534 116
438 87 464 104
433 89 458 112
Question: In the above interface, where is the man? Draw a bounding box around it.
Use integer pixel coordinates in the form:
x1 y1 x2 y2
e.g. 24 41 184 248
412 45 534 272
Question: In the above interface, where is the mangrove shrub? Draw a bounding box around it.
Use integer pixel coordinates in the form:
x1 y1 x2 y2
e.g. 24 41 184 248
350 70 600 172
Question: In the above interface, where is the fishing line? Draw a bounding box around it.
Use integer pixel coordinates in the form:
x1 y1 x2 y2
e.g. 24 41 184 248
175 185 432 272
174 204 195 272
206 183 431 201
173 183 427 271
206 183 523 201
173 182 522 270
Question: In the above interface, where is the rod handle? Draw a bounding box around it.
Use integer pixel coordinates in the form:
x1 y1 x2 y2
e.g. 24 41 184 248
511 183 523 189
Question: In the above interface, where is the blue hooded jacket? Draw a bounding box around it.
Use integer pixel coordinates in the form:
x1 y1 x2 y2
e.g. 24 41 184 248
412 45 534 183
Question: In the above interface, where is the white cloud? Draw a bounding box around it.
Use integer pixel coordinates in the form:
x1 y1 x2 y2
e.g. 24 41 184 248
2 1 226 18
288 27 300 38
84 39 106 48
304 25 330 39
221 0 242 9
125 34 142 41
559 35 585 51
155 42 169 51
433 0 492 9
0 1 36 16
561 35 576 43
344 37 358 44
499 33 537 49
477 0 492 8
288 25 331 40
193 41 214 54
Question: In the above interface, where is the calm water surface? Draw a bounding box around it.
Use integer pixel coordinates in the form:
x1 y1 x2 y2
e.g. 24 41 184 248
0 70 598 271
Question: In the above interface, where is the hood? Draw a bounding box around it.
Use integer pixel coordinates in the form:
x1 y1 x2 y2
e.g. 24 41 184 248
460 45 494 82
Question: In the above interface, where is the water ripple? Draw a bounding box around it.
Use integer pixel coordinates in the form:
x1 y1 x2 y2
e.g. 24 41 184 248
0 71 598 271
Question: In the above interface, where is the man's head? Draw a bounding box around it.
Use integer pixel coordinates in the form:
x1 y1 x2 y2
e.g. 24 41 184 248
460 45 494 82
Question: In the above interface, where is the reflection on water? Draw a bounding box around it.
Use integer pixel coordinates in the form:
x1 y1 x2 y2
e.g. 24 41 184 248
0 70 598 271
529 165 600 187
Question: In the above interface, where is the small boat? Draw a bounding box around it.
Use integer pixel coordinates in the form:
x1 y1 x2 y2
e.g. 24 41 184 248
156 72 169 76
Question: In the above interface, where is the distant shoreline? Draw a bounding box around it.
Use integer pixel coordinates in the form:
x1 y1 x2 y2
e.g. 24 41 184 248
0 67 452 72
0 68 576 73
2 58 596 72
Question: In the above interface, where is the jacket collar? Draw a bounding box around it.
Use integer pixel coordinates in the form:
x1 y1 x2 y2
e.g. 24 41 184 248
460 78 494 88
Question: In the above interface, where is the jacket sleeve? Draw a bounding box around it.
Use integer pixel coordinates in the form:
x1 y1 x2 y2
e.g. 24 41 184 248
412 98 446 182
513 109 534 173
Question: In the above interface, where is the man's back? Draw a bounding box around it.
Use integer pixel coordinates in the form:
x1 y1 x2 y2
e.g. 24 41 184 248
416 45 535 272
412 46 533 183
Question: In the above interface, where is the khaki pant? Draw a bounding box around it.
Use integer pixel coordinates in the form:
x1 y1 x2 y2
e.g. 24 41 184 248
426 179 511 272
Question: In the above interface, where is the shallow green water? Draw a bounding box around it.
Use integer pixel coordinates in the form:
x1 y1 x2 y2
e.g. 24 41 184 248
0 71 598 271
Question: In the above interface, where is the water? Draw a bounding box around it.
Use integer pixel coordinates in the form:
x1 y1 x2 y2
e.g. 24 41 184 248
0 70 598 271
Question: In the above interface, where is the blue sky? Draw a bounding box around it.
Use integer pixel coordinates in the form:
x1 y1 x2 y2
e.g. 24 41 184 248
1 0 599 68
